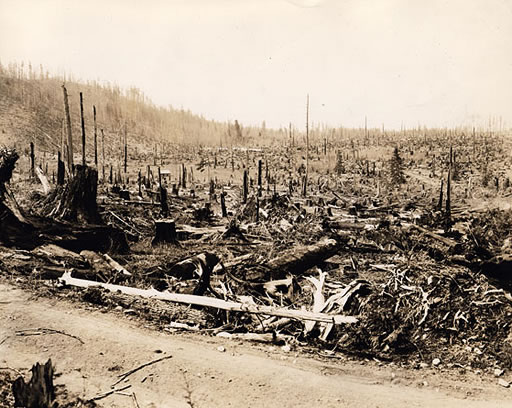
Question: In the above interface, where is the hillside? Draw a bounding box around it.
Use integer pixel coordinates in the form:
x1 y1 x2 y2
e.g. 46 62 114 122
0 61 286 160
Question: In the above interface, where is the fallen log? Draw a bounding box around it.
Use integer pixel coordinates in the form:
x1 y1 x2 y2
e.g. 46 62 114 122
80 251 131 277
58 271 358 325
408 224 459 248
322 219 367 230
103 253 131 276
266 238 342 279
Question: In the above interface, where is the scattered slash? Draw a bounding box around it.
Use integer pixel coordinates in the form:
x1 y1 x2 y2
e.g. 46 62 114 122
14 328 84 344
88 384 132 402
112 355 173 387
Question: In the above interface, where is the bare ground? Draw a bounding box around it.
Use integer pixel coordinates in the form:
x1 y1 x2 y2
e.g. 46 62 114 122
1 283 511 408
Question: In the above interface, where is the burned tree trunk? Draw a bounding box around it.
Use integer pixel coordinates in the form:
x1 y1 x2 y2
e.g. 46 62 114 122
30 142 35 178
50 165 101 224
220 191 228 217
57 151 65 185
12 359 55 408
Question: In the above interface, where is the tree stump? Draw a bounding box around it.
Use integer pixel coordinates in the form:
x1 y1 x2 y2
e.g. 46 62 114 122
119 189 130 200
0 148 35 247
160 186 169 217
12 359 55 408
152 219 177 245
50 165 101 224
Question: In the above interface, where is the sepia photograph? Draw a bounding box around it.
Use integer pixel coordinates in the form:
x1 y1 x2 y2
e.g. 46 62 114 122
0 0 512 406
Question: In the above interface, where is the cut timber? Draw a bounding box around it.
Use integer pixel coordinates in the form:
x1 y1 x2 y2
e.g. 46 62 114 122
409 224 458 248
266 238 342 279
152 219 177 245
50 165 101 224
103 253 131 276
322 219 367 230
80 250 131 277
12 359 55 408
59 272 358 325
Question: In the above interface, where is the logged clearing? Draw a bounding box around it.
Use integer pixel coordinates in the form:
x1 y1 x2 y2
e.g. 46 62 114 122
2 66 512 406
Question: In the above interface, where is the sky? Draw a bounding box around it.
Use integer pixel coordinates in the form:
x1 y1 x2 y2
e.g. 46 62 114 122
1 0 511 130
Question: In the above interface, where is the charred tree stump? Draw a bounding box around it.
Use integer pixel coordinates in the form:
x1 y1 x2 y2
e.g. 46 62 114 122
152 219 177 245
437 179 444 211
257 159 262 197
57 151 65 185
12 359 55 408
51 165 101 224
29 142 35 178
0 148 34 247
220 191 227 217
160 186 169 217
243 169 248 204
182 164 187 189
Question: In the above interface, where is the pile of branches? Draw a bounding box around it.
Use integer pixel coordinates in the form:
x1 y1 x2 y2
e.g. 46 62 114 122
339 263 512 367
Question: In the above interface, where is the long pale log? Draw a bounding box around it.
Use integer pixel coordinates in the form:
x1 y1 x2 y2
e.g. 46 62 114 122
59 271 357 325
103 253 131 276
409 224 458 247
36 166 50 194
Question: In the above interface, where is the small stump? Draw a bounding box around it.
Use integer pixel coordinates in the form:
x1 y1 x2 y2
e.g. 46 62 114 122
119 189 130 200
12 359 55 408
152 219 177 245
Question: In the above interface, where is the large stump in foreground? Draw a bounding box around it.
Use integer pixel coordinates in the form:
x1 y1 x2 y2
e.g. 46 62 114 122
50 165 101 224
12 359 55 408
0 148 35 246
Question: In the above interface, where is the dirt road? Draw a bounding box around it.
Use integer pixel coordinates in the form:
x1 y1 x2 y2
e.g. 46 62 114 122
1 282 511 408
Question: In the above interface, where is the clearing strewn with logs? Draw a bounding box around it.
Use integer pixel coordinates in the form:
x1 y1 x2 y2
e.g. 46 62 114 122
1 67 512 406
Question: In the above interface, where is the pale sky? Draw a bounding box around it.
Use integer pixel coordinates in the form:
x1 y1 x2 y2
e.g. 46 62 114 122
1 0 511 130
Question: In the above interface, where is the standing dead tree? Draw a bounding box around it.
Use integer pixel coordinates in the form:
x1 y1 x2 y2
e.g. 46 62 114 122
80 92 86 166
93 105 98 167
62 84 74 176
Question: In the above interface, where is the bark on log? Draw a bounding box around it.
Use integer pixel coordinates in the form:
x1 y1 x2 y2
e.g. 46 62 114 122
58 271 358 324
266 238 342 279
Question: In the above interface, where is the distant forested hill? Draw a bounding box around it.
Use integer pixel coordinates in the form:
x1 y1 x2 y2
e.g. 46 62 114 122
0 61 286 158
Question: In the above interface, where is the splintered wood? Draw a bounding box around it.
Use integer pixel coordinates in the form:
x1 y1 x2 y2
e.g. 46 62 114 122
58 271 358 325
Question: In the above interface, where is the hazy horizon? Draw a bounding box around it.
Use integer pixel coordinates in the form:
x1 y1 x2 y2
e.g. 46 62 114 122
1 0 511 131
